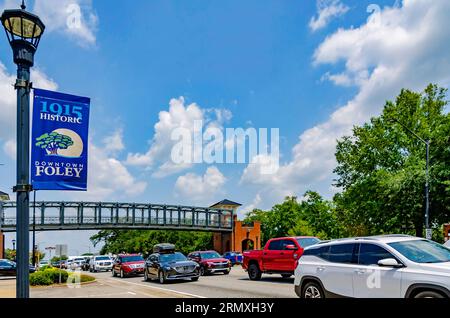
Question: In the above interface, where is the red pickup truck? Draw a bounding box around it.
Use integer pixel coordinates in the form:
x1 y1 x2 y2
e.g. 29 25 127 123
242 236 320 280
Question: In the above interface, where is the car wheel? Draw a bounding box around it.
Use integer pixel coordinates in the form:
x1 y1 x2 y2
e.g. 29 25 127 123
191 277 199 282
144 270 150 282
199 266 205 276
248 263 262 281
414 291 444 298
302 282 324 299
281 274 292 278
112 269 117 277
158 270 166 284
89 268 92 272
120 269 125 278
223 269 230 275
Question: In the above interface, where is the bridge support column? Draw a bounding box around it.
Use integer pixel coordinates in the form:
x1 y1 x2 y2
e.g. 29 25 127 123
0 231 4 259
213 232 232 254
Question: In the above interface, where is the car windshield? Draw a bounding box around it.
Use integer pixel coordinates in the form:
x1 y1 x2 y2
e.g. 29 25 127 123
160 252 187 263
122 255 144 263
95 256 110 261
296 237 320 248
389 239 450 263
201 252 221 259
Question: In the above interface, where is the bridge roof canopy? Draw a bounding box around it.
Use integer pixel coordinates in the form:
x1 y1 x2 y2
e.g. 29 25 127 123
210 199 242 208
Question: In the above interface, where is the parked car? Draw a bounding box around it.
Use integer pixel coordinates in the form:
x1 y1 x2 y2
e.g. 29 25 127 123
242 236 320 280
294 235 450 298
68 257 86 270
90 255 113 272
223 252 243 265
144 243 200 284
112 254 145 278
188 250 231 276
39 260 50 268
51 260 68 269
0 259 36 276
66 259 73 269
81 258 91 271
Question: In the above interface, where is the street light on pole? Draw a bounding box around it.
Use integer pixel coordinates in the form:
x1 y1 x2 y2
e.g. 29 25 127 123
1 0 45 298
390 117 431 239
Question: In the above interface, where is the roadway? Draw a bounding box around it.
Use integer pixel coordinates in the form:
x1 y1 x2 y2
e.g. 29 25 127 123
29 267 297 298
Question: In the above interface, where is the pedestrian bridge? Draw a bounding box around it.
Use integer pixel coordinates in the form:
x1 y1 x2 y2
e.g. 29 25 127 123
0 201 233 233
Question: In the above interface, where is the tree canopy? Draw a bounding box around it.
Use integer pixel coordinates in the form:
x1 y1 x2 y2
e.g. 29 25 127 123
35 132 74 155
90 230 213 256
334 84 450 238
90 84 449 250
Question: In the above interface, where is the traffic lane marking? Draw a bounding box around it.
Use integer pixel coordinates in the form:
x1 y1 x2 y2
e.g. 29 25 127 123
102 277 205 298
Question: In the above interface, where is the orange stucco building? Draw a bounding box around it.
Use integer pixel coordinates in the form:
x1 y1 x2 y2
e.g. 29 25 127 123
211 199 261 254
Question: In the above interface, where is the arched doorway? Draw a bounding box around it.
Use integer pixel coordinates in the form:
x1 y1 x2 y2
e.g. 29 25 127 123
242 239 254 251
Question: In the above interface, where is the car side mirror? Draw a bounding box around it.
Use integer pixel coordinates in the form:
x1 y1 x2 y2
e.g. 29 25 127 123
378 258 403 268
285 244 298 250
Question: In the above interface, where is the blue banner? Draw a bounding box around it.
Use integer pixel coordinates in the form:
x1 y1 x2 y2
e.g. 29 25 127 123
31 88 90 191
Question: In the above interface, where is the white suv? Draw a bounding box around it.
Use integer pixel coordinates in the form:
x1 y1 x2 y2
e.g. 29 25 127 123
294 235 450 298
89 255 114 272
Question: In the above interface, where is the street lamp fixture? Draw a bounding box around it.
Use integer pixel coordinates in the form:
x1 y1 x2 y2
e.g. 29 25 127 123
1 0 45 299
1 2 45 67
12 239 16 250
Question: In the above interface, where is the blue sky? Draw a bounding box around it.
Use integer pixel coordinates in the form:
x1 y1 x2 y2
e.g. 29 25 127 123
1 0 449 255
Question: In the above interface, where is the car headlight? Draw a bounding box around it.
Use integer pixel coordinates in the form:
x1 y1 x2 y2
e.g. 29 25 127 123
163 266 172 271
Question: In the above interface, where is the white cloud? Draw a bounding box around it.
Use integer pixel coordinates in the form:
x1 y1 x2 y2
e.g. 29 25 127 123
0 63 58 156
0 59 143 202
2 139 15 159
102 128 125 154
242 0 450 204
126 97 232 178
74 141 147 201
174 166 226 203
309 0 349 32
240 193 262 217
33 0 98 46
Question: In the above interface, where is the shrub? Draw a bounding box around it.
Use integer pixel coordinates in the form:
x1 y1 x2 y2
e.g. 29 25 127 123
38 265 52 271
80 274 95 283
66 273 95 285
30 268 69 286
43 268 68 283
30 271 53 286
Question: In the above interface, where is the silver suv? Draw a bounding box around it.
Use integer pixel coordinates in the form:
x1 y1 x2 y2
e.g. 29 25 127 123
294 235 450 298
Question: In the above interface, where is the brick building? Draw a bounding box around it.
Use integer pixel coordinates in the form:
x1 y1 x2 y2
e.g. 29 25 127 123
211 199 261 254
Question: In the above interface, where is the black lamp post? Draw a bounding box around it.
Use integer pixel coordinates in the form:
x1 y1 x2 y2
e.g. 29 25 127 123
1 1 45 298
12 239 16 251
390 118 431 239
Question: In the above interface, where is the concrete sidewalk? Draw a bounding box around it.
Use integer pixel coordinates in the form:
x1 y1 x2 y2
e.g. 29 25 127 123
0 278 15 298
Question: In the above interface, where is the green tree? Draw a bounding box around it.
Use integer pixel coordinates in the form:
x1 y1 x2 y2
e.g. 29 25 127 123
35 132 74 155
90 230 213 256
244 194 341 244
334 84 450 238
50 255 68 263
5 248 16 261
298 191 344 239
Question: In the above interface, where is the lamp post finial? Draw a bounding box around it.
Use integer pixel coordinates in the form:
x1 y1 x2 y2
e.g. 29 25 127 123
20 0 26 10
